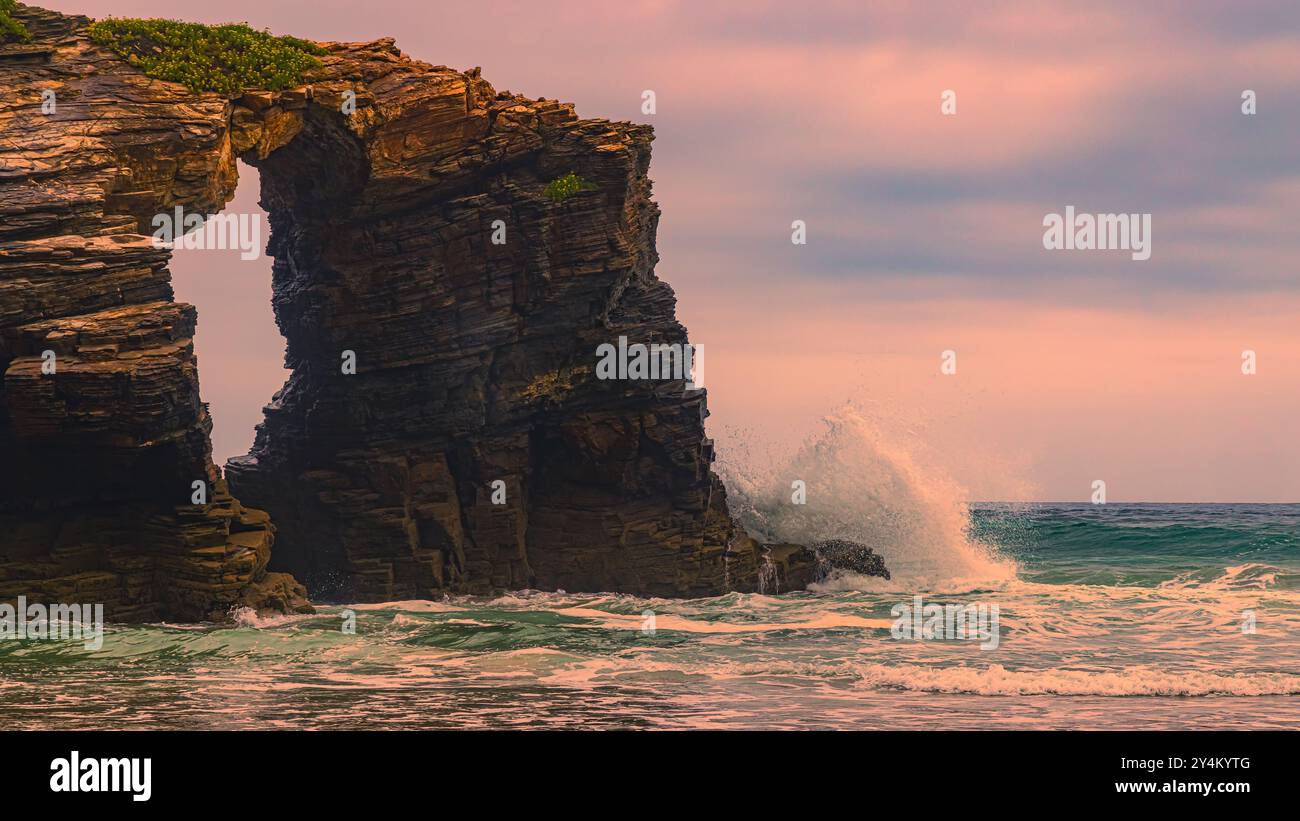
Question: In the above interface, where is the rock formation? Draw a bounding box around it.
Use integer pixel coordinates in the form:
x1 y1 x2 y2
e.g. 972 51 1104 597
1 4 871 620
810 539 891 581
0 5 311 620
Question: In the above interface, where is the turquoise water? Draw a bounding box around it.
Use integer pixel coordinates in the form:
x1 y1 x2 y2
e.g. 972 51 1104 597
1 504 1297 730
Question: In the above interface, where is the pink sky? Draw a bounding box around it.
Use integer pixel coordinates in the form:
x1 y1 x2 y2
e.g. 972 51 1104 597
50 0 1300 501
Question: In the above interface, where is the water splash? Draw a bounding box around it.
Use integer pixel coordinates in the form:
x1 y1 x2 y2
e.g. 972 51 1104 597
718 405 1016 592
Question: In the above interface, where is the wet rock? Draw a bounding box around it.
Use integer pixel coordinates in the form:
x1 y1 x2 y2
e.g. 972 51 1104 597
810 539 892 581
234 571 314 618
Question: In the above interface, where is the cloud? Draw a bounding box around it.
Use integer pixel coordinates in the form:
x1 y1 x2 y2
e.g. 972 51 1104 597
52 0 1299 500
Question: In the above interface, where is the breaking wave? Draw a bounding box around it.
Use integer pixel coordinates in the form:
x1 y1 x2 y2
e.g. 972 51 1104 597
718 406 1017 591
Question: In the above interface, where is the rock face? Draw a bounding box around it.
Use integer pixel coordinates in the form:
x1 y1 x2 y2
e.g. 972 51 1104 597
809 539 891 581
0 6 309 620
0 4 824 617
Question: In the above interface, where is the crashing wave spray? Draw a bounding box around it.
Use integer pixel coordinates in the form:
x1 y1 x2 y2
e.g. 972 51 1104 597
718 406 1016 591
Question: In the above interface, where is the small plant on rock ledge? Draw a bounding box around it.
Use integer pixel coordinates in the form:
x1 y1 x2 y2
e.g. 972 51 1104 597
544 172 597 203
0 0 32 44
87 18 327 96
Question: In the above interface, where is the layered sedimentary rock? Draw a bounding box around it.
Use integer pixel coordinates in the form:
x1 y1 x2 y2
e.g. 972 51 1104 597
220 38 821 601
0 6 311 620
0 4 833 618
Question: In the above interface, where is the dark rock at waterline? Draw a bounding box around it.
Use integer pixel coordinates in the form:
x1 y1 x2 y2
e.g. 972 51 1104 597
721 539 822 595
810 539 892 581
236 572 315 618
719 538 891 594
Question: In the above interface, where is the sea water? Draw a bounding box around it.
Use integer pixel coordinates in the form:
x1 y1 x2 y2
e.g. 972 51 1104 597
1 412 1296 729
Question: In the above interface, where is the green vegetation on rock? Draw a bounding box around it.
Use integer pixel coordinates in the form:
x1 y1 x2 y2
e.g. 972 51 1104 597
544 172 597 202
87 18 327 95
519 365 591 403
0 0 32 44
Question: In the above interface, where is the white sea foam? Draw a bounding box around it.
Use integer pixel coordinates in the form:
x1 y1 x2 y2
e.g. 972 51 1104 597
552 606 893 633
228 606 312 629
1158 562 1283 592
846 661 1300 697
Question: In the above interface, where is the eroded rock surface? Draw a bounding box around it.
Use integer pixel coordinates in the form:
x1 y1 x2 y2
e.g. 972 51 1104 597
0 4 818 617
809 539 891 582
0 6 310 619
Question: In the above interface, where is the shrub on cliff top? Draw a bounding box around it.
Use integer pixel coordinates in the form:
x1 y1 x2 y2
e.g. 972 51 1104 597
87 18 327 96
0 0 32 44
544 172 597 202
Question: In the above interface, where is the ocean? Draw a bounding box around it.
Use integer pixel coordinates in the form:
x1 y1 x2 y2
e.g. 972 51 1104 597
1 502 1297 730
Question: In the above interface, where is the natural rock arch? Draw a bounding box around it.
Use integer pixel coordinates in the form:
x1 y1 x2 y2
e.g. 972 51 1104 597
0 5 818 620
